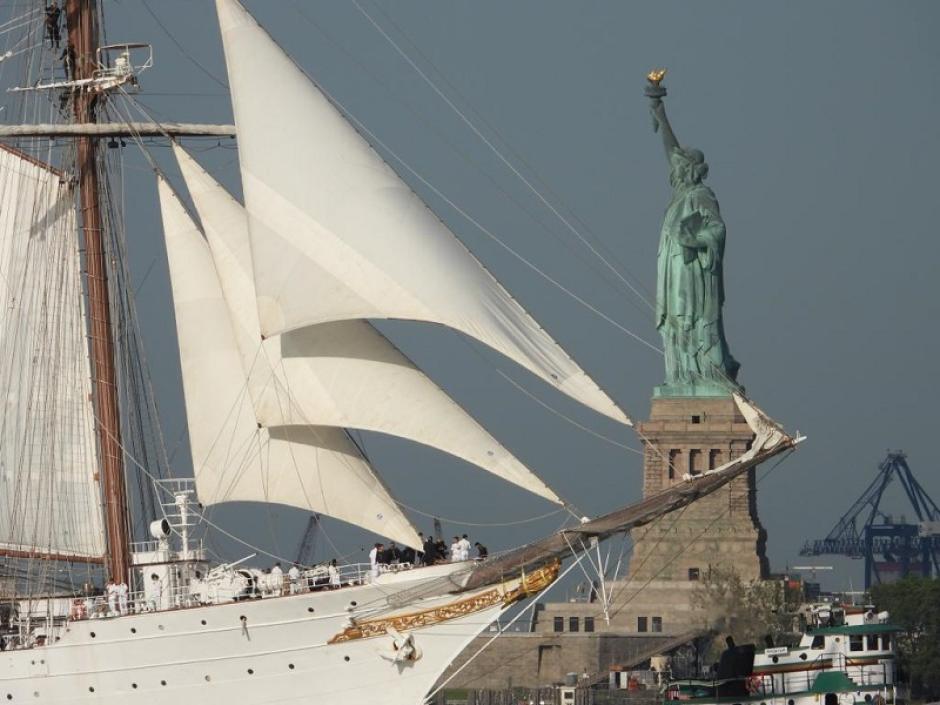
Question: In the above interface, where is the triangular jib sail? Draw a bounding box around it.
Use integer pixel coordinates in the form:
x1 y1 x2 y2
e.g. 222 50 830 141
215 0 631 427
157 174 421 549
172 143 564 506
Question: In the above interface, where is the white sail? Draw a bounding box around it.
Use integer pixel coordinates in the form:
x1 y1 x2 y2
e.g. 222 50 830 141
0 145 105 559
157 175 421 549
215 0 631 427
173 144 564 505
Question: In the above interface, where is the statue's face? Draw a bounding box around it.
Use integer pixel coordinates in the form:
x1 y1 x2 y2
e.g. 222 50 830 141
669 149 707 187
669 155 694 187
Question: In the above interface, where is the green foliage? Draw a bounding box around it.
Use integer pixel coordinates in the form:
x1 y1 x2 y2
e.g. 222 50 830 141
871 576 940 698
690 566 792 661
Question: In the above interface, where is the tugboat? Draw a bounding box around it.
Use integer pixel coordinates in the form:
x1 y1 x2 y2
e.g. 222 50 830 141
665 604 899 705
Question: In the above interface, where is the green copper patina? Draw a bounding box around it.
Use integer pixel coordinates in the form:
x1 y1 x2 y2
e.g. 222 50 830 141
646 71 741 397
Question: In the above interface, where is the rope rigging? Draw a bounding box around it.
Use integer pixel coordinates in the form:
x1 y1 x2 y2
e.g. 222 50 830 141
347 0 656 314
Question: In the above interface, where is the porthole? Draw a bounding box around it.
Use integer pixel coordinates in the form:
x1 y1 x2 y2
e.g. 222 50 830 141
89 632 95 638
288 663 295 670
130 627 136 634
88 687 95 693
789 700 795 705
131 683 138 689
7 695 12 701
799 652 807 661
349 601 357 607
160 680 167 687
344 656 350 662
247 669 254 675
33 692 39 698
307 607 314 613
239 615 246 621
158 625 165 631
204 676 211 682
200 620 207 626
772 655 778 663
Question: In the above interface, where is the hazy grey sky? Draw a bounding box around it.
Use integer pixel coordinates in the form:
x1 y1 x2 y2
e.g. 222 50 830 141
98 0 939 591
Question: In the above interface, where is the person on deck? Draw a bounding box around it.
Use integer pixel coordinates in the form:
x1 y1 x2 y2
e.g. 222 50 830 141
369 543 382 581
386 542 401 564
147 574 163 612
400 543 415 565
106 580 117 616
458 534 472 561
328 559 341 589
270 562 284 595
450 537 461 562
288 563 302 595
422 534 437 565
474 542 488 559
116 580 129 614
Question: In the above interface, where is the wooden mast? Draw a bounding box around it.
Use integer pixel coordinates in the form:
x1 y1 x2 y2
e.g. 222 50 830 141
65 0 131 583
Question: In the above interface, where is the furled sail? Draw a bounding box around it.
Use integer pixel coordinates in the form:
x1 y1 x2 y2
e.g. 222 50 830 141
157 175 421 549
215 0 631 427
0 145 105 559
172 144 564 505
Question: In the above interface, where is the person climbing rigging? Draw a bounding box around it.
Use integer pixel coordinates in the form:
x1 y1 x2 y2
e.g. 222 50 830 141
45 3 62 49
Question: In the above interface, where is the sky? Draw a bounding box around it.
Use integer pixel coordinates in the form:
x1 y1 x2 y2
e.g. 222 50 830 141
79 0 940 592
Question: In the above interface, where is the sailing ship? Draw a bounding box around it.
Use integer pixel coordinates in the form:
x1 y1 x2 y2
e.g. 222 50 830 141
0 1 799 703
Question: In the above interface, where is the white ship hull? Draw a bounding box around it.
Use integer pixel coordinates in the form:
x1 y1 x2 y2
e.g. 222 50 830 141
3 562 540 705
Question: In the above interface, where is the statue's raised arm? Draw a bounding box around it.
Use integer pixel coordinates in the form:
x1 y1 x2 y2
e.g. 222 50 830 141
645 69 679 158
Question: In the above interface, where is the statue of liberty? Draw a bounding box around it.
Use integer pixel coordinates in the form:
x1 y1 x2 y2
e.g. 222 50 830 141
645 70 740 397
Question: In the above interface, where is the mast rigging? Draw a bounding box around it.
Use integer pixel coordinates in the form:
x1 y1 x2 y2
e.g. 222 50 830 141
66 0 130 583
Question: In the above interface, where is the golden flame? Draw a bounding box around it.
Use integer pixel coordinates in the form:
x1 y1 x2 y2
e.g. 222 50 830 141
647 68 667 85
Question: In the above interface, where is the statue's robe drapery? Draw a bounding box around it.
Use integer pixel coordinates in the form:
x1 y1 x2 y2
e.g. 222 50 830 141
656 153 739 391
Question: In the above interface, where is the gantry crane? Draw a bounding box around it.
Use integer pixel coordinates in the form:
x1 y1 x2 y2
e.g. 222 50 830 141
800 451 940 588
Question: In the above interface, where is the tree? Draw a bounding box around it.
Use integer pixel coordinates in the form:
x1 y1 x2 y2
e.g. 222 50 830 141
690 566 792 661
871 576 940 699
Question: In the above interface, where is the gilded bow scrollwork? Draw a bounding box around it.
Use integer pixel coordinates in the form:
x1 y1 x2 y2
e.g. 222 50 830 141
328 559 561 644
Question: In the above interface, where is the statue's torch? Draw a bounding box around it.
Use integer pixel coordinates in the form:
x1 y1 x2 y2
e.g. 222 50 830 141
645 68 667 131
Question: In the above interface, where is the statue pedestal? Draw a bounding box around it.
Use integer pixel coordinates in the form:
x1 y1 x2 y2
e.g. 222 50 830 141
653 381 741 398
618 396 768 629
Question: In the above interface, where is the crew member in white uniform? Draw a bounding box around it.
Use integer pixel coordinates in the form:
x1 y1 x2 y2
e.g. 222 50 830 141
369 543 382 581
116 581 129 614
450 537 461 562
328 559 341 589
147 574 163 612
270 562 284 595
458 534 472 561
288 563 302 594
106 580 117 615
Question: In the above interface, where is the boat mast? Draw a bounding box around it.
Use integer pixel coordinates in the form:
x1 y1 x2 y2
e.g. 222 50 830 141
65 0 131 583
